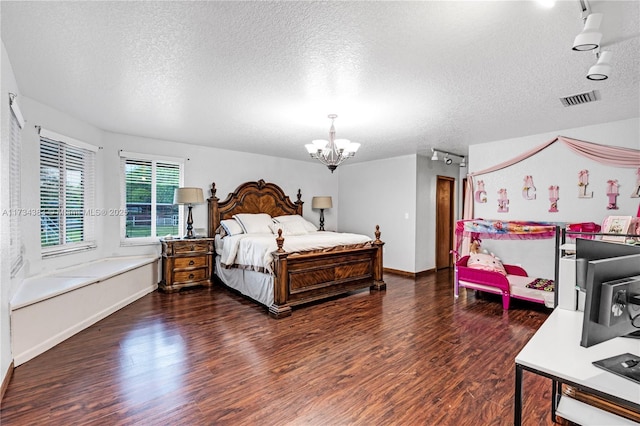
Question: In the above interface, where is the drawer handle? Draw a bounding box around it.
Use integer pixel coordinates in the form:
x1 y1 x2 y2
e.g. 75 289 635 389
189 273 195 279
190 245 195 251
189 260 195 266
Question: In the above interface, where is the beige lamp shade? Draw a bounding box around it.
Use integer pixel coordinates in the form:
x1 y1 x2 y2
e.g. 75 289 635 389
173 187 204 205
312 196 333 209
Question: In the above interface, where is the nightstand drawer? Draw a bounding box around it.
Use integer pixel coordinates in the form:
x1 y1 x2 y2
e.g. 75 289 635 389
174 256 207 269
174 268 208 283
173 241 210 254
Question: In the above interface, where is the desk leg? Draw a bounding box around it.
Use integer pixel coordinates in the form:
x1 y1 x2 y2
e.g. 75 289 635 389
515 364 523 426
551 380 561 423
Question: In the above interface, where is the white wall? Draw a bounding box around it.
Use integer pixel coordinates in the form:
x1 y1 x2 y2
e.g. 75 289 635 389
339 153 464 274
415 155 463 272
338 155 418 273
468 117 640 278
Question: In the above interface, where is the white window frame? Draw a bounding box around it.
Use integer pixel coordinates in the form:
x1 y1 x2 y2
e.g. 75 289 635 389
119 151 184 246
9 94 24 276
39 129 97 258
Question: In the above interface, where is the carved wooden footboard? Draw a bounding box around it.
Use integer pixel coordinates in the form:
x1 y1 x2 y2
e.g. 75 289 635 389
270 226 385 318
208 179 385 318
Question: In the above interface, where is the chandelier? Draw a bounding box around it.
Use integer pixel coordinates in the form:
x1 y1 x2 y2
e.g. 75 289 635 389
305 114 360 173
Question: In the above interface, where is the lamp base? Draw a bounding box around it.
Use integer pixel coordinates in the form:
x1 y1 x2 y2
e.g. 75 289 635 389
184 205 195 239
319 209 325 231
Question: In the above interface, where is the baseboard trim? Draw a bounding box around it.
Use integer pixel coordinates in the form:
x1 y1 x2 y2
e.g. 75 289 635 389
416 268 436 277
1 361 14 402
383 267 435 278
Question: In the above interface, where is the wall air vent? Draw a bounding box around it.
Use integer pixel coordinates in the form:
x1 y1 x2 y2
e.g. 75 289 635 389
560 90 599 107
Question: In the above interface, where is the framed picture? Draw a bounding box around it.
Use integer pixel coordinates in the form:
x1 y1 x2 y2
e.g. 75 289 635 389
602 216 632 242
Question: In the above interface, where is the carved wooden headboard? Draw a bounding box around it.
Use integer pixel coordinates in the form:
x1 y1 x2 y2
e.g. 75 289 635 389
207 179 303 237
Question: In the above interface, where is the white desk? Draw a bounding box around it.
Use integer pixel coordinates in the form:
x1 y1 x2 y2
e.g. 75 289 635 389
514 308 640 425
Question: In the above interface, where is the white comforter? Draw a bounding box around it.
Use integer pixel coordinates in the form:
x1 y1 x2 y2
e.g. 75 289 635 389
219 231 372 274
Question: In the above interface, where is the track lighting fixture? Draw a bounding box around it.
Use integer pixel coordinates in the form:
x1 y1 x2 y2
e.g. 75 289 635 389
571 3 611 81
431 148 466 167
587 50 611 80
572 13 602 51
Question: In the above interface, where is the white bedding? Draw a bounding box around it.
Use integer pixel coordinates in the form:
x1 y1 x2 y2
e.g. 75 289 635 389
215 256 274 306
218 231 372 274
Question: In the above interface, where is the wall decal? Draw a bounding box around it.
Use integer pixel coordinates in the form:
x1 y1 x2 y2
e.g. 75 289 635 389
577 169 593 198
475 180 487 203
548 185 559 213
606 179 619 210
631 168 640 198
522 175 536 200
497 188 509 213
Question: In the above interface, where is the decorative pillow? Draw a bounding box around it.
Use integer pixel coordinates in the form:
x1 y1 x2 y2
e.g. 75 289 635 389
220 219 244 237
525 278 555 292
467 253 507 276
269 221 308 236
273 214 317 232
232 213 274 234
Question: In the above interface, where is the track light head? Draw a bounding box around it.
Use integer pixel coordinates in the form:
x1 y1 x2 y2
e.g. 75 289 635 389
444 156 453 165
431 149 439 161
572 13 603 51
587 50 612 80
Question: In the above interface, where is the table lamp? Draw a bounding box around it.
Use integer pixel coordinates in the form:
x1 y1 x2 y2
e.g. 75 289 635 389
311 196 332 231
173 187 204 239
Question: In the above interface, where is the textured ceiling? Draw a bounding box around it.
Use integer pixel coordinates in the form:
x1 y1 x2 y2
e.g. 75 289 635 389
2 1 639 164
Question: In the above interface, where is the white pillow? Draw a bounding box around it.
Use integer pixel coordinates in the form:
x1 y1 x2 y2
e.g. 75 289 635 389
233 213 274 234
220 219 244 237
269 221 308 236
273 214 317 232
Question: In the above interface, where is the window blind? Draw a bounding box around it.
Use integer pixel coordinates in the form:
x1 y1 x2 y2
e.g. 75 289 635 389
40 132 96 256
120 152 183 243
9 95 23 276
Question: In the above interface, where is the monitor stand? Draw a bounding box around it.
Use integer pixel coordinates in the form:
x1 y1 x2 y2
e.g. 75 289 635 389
623 330 640 339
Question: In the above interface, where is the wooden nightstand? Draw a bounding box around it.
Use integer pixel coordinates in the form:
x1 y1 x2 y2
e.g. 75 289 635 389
159 237 214 292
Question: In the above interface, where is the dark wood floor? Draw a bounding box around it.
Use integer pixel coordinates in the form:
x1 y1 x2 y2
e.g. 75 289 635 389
0 270 556 425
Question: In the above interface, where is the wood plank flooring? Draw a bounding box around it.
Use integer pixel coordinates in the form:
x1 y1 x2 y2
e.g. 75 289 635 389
0 270 556 425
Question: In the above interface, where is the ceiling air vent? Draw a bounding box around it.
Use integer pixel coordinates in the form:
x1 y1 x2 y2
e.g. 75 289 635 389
560 90 599 107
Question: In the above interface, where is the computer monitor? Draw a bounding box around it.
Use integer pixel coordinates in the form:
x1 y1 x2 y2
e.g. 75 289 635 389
575 238 640 291
580 253 640 347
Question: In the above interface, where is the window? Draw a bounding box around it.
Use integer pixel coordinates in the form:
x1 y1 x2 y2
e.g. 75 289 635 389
120 151 183 243
9 94 24 275
39 129 96 256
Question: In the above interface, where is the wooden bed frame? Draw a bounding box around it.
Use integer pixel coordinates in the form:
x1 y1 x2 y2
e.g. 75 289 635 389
207 179 386 318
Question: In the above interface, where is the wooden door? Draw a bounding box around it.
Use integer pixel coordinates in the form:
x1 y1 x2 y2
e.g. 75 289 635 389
436 176 455 270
